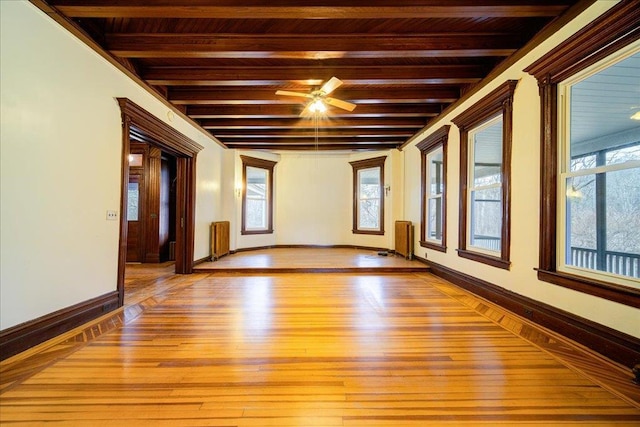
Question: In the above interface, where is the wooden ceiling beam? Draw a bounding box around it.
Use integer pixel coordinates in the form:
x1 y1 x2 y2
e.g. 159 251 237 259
221 136 404 144
143 65 484 86
212 129 416 138
106 34 519 59
199 118 427 129
170 88 459 104
187 104 442 118
223 142 400 151
51 1 571 19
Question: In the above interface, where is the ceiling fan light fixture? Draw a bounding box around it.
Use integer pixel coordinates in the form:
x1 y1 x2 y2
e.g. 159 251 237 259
309 99 327 113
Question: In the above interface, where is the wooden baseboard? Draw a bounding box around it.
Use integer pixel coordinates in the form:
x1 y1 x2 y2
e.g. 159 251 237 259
0 291 120 361
414 255 640 369
234 244 394 253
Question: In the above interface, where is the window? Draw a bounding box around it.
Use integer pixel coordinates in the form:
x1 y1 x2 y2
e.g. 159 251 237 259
559 50 640 285
417 125 449 251
452 80 517 269
241 155 276 235
350 156 386 235
468 116 503 253
525 0 640 307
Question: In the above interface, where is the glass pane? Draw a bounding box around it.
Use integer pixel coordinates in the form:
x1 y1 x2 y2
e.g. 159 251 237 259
469 187 501 252
245 166 268 230
472 117 502 187
246 199 266 229
606 168 640 253
428 148 444 195
427 197 442 242
359 199 380 229
569 52 640 161
605 168 640 278
565 168 640 279
565 175 597 268
127 182 139 221
359 167 380 198
247 166 266 184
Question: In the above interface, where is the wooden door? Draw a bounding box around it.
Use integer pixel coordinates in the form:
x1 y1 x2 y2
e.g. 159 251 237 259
126 173 143 262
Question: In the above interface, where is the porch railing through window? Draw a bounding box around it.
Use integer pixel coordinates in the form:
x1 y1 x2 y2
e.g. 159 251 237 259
570 247 640 278
471 235 501 251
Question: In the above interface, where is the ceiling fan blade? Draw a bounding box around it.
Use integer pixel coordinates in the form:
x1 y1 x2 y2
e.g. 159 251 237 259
275 90 313 99
325 97 356 112
320 77 343 95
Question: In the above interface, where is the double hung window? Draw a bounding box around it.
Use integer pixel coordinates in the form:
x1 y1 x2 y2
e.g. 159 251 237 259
241 156 276 235
452 80 517 269
418 126 449 251
350 156 386 235
525 0 639 306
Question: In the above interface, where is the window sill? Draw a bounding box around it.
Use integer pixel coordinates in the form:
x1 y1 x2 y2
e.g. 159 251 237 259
352 229 385 236
536 269 640 308
457 249 510 270
241 229 274 235
420 241 446 252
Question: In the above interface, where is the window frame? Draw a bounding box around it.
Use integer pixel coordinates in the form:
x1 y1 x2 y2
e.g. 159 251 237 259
452 80 517 270
240 155 276 235
417 125 449 252
350 156 386 235
524 0 640 308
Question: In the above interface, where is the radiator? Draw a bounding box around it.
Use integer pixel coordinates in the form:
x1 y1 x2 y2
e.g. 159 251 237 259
395 220 413 259
210 221 230 261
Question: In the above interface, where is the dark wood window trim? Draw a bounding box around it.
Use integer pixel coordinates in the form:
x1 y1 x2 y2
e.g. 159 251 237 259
417 125 449 252
524 0 640 308
240 155 276 235
350 156 387 235
452 80 517 270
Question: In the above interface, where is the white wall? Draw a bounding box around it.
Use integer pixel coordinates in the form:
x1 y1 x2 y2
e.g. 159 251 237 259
402 0 639 338
0 1 225 329
229 150 398 250
274 151 396 249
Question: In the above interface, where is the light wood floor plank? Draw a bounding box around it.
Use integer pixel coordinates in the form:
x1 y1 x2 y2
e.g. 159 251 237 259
1 252 638 425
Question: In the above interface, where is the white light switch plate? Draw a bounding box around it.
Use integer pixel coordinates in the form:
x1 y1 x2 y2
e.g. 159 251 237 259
106 210 118 220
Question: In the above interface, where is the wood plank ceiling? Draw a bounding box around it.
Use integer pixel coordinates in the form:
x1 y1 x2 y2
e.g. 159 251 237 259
34 0 582 151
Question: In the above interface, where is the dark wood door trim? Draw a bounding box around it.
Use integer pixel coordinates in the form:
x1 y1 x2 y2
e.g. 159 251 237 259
117 98 203 305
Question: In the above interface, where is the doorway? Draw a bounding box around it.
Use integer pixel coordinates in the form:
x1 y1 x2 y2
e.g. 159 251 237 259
125 143 178 264
117 98 203 306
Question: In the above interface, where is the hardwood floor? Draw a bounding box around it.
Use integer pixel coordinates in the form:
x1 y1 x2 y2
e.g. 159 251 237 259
1 252 639 425
194 247 429 273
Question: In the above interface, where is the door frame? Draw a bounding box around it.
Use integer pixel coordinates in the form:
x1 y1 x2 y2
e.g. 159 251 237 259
117 98 203 306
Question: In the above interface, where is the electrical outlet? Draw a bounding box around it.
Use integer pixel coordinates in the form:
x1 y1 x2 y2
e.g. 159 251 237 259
524 308 534 319
106 210 118 220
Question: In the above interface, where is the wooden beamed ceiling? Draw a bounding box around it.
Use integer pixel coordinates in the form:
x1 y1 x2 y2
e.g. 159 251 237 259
37 0 582 151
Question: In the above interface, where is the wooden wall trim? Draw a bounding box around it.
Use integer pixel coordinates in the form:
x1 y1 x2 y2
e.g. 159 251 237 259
0 291 119 361
234 244 395 254
117 98 204 157
414 255 640 369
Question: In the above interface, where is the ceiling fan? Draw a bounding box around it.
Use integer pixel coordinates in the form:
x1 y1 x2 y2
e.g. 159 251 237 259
276 77 356 117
